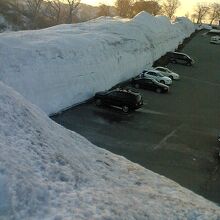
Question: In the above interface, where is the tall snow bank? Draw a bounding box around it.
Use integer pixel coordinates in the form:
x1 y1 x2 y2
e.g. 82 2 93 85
0 81 220 219
0 12 195 115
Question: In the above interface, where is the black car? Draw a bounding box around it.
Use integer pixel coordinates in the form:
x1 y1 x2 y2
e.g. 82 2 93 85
131 77 169 93
167 51 195 66
94 88 143 113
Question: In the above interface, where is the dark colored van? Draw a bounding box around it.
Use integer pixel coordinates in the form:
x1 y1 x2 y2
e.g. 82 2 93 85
167 52 195 66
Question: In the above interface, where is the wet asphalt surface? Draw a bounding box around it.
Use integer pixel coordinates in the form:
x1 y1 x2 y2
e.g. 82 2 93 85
52 31 220 204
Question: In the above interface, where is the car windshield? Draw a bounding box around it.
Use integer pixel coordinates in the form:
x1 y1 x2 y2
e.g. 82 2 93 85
156 67 165 72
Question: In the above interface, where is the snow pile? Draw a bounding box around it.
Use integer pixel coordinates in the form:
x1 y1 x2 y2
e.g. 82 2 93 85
174 16 195 36
0 81 219 219
0 12 195 115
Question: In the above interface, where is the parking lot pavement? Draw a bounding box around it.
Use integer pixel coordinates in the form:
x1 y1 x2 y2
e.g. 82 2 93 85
51 31 220 204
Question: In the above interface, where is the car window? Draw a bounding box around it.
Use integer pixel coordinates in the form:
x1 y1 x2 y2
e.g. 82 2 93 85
157 68 165 72
148 72 156 76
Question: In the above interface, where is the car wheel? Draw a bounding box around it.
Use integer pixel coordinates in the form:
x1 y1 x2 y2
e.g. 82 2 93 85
160 80 165 84
122 105 129 113
134 83 140 89
171 59 176 64
186 62 192 66
95 99 102 106
156 88 162 93
169 75 173 80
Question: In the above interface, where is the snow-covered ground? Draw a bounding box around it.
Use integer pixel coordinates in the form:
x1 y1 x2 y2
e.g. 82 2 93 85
0 12 195 115
0 81 220 220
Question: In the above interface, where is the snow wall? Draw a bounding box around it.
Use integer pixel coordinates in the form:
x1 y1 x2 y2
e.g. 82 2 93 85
0 81 220 219
0 12 195 115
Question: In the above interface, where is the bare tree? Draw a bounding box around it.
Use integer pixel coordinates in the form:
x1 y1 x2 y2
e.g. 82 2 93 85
147 0 161 16
190 13 197 23
162 0 180 19
0 0 10 13
209 2 220 25
45 0 63 25
63 0 81 23
132 0 161 17
193 3 210 24
25 0 44 27
2 0 26 28
184 12 190 19
98 4 111 17
115 0 133 18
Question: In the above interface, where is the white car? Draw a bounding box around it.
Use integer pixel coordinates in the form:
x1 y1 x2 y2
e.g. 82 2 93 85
153 66 180 80
210 36 220 44
141 70 172 85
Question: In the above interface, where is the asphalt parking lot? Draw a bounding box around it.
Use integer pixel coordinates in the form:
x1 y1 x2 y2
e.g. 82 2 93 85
52 31 220 204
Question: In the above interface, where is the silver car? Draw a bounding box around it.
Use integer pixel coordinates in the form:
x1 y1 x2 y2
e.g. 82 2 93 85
141 70 172 85
153 67 180 80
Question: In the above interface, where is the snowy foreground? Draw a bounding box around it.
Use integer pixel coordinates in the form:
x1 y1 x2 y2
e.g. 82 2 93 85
0 12 195 115
1 81 220 220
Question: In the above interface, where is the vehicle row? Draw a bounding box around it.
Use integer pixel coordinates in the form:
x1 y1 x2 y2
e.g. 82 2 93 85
94 67 175 113
94 51 195 113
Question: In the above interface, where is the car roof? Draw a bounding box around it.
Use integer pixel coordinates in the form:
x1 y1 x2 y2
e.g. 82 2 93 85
169 51 189 56
112 88 140 96
144 69 161 74
155 66 168 70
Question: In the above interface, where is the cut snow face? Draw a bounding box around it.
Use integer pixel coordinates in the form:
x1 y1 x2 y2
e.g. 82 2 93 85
0 12 195 115
0 82 220 219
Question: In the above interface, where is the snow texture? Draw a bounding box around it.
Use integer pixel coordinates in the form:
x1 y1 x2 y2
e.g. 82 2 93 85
0 81 220 220
0 12 195 115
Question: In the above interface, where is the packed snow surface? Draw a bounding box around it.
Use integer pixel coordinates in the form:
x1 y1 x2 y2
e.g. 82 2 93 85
0 81 220 219
0 12 195 115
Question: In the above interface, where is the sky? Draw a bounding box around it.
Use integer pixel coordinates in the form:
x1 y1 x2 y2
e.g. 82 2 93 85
80 0 219 16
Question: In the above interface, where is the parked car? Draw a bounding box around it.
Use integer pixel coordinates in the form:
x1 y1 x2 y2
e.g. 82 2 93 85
94 88 143 113
210 36 220 44
131 77 169 93
167 51 195 66
153 66 180 80
141 69 172 85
